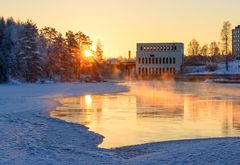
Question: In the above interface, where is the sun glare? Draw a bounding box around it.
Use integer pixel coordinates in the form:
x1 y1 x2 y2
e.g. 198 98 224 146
84 50 93 57
85 95 92 107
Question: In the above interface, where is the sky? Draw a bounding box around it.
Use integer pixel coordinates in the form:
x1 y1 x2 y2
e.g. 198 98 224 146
0 0 240 58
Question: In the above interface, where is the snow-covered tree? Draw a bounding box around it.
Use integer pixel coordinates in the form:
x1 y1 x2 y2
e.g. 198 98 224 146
4 18 24 79
0 17 7 82
0 16 97 83
40 27 65 80
15 20 43 82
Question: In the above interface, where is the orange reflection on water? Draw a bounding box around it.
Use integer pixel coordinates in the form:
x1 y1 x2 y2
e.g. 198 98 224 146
85 95 92 108
51 82 240 148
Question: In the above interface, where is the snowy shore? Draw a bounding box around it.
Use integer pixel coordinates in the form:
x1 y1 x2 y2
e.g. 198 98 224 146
1 82 240 164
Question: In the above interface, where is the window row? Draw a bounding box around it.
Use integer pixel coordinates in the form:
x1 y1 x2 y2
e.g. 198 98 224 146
140 45 177 52
138 57 176 65
138 67 176 75
233 39 240 42
233 30 240 34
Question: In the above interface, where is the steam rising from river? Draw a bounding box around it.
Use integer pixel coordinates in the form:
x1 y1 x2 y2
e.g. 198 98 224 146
51 81 240 148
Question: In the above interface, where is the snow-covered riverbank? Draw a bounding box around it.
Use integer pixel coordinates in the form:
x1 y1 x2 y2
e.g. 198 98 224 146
1 82 240 164
0 82 128 164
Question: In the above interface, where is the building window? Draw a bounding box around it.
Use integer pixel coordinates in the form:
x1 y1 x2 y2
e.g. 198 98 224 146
156 58 158 64
142 68 144 75
173 46 177 51
163 57 165 64
142 58 144 64
173 68 176 74
149 58 151 64
145 58 148 64
159 58 162 64
152 58 155 64
173 57 176 64
166 57 169 64
139 68 141 74
139 57 141 64
169 58 172 64
145 68 148 75
163 68 165 73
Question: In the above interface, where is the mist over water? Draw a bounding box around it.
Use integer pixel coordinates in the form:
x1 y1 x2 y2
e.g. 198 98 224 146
51 81 240 148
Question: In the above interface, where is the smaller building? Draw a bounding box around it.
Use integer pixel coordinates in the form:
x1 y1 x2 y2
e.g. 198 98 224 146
232 25 240 56
136 43 184 77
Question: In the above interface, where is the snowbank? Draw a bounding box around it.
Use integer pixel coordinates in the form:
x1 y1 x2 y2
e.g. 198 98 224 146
0 82 128 164
186 60 240 75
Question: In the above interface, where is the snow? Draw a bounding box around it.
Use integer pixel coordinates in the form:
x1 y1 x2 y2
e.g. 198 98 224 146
1 82 240 164
0 82 128 164
114 138 240 164
186 60 240 75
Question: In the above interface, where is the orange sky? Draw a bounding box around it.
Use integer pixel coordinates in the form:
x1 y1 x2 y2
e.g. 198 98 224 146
1 0 240 57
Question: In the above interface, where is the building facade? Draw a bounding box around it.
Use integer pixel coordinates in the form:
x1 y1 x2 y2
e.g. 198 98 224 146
233 25 240 56
136 43 184 77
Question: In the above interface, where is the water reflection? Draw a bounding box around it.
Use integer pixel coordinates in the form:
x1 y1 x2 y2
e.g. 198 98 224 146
51 82 240 148
52 95 103 125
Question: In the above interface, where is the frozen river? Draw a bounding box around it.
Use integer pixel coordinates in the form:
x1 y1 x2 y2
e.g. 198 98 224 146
51 81 240 148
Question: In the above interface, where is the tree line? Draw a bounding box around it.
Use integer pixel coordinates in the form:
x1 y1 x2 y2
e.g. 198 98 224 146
186 21 233 66
187 21 232 56
0 17 103 83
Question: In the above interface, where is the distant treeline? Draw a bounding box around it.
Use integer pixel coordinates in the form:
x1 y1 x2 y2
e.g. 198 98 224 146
0 17 103 83
185 21 235 66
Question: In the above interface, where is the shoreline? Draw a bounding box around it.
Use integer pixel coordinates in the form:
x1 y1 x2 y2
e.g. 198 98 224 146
0 82 128 164
175 73 240 82
49 88 240 151
1 82 240 164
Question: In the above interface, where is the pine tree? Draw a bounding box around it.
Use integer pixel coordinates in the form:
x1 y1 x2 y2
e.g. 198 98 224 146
0 17 5 47
15 20 42 82
0 17 96 83
40 27 64 80
65 31 79 80
2 17 21 79
75 31 92 77
0 17 7 82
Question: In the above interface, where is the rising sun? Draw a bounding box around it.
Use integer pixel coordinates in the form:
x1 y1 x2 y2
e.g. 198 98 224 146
84 50 93 57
